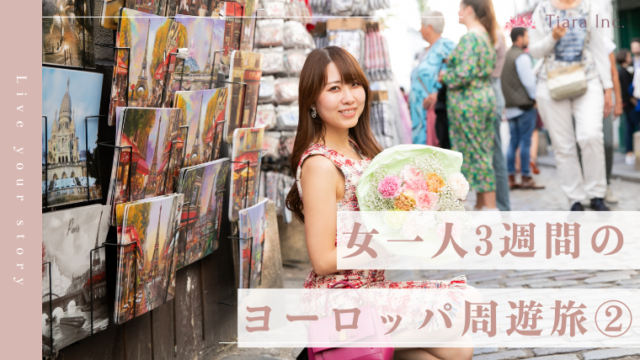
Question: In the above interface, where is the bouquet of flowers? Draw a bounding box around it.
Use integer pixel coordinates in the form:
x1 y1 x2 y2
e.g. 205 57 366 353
349 145 470 263
357 145 469 212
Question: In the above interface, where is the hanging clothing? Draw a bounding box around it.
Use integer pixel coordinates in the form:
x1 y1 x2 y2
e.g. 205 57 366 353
409 38 455 145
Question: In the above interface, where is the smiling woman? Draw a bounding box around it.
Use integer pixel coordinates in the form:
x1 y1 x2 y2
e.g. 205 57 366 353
285 47 476 360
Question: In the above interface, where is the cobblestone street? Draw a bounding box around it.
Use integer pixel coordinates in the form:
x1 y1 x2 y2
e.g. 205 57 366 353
217 166 640 360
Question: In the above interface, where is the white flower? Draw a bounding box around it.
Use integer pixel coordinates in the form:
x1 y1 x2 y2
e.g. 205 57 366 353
447 172 469 200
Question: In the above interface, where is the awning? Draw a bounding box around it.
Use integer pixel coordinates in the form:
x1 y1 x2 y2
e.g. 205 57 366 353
205 127 214 143
154 62 165 80
233 151 258 170
119 135 141 163
158 158 168 174
136 158 150 176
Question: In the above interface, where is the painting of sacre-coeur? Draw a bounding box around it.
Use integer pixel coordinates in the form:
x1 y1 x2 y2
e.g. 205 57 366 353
42 67 103 208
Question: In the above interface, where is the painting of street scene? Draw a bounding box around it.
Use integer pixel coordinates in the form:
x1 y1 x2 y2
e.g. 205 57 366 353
108 9 187 124
114 194 183 324
163 16 224 108
210 89 228 161
42 205 110 355
43 0 95 68
109 108 182 217
176 159 229 269
42 67 103 207
229 127 264 221
239 198 268 288
225 51 263 143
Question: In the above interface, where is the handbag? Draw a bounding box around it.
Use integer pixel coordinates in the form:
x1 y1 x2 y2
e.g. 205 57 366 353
545 2 590 101
307 281 394 360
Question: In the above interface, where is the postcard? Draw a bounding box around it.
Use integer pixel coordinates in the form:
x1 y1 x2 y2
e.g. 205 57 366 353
225 51 264 143
42 67 103 208
176 159 229 268
42 204 110 354
239 198 268 288
43 0 95 68
228 127 264 222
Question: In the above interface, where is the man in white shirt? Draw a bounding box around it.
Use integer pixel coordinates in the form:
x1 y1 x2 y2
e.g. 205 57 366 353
501 28 544 190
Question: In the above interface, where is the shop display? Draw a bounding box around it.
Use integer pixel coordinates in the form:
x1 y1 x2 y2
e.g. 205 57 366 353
176 159 230 268
274 77 299 104
42 205 110 354
255 19 284 48
256 104 277 130
283 21 315 49
225 50 264 142
275 105 299 130
238 198 268 288
328 29 365 65
229 127 264 221
108 9 188 125
107 107 183 224
258 76 276 103
163 16 224 108
114 194 184 325
43 0 94 68
258 48 285 75
42 67 103 207
283 49 310 74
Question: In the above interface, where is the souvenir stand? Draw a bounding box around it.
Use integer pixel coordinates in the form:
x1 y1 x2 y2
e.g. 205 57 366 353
41 0 270 358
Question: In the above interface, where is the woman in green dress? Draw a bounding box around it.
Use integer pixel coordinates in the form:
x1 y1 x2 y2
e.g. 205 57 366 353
441 0 498 210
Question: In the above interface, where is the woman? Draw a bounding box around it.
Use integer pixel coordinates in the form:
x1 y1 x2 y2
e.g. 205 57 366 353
286 46 476 360
528 0 613 211
617 49 640 165
441 0 498 210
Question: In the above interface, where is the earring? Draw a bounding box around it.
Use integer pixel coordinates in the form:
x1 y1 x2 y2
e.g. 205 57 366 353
310 107 317 118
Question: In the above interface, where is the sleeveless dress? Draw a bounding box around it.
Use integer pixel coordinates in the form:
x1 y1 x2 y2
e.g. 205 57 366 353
295 140 467 291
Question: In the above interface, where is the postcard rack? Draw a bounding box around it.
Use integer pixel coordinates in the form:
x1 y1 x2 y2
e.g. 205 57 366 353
42 115 101 212
42 262 53 356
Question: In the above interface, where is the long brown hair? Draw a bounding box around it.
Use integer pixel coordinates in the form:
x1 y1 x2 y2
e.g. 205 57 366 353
285 46 382 224
462 0 498 44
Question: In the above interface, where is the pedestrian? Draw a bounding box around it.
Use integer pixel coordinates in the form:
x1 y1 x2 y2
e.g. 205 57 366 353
286 46 478 360
490 28 512 209
409 10 455 146
617 49 640 165
599 37 624 204
528 0 613 211
440 0 498 211
502 27 545 190
632 38 640 104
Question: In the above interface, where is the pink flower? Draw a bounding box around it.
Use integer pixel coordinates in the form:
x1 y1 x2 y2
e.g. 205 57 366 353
415 191 439 211
377 175 402 198
404 177 429 193
400 165 422 183
505 14 536 30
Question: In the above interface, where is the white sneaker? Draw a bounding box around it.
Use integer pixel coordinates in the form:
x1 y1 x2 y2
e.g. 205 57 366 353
626 153 636 165
605 187 618 204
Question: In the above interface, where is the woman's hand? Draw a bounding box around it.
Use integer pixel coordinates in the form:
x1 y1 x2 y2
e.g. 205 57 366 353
603 89 613 118
423 93 437 109
614 101 623 117
552 25 567 41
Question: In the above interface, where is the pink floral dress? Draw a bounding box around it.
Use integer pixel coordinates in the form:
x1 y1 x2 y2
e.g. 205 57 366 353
295 140 466 291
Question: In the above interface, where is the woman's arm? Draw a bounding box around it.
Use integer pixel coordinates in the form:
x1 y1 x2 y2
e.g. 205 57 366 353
610 52 623 117
528 5 559 60
300 155 341 277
